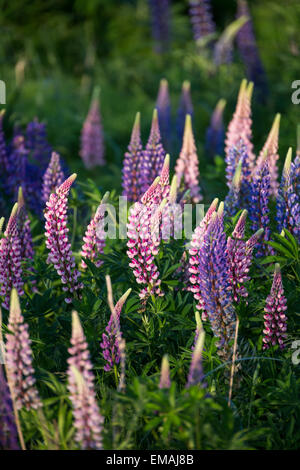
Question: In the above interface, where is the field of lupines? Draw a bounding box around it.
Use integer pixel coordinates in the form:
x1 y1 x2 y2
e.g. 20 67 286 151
0 0 300 452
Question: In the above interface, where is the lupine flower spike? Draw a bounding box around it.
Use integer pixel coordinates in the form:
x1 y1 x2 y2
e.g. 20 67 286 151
0 204 24 309
186 329 206 388
44 174 82 303
189 0 216 44
5 289 41 410
139 109 166 195
67 311 104 450
156 79 171 149
42 151 65 203
159 355 171 389
176 81 193 142
263 264 287 350
80 89 105 169
175 114 202 203
192 310 203 350
255 114 280 196
81 192 109 268
122 112 143 202
0 365 19 449
17 187 34 261
205 98 226 159
148 0 171 53
224 159 242 217
100 288 131 372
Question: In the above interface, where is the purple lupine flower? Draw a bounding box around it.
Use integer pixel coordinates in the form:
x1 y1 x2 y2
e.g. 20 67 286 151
262 264 287 350
276 148 300 242
186 329 206 388
122 112 143 202
189 0 216 43
100 289 131 372
0 204 24 309
148 0 171 53
156 79 171 149
80 92 105 169
193 204 237 360
42 151 65 203
227 210 263 302
248 160 271 257
159 355 171 389
176 81 193 143
205 99 226 159
6 135 28 201
44 174 82 303
17 187 34 261
67 311 104 450
255 114 280 197
138 109 166 195
0 110 9 175
236 0 268 97
175 114 202 203
5 289 41 410
224 159 242 217
0 366 19 450
189 198 219 320
81 192 109 269
225 80 255 175
26 118 52 170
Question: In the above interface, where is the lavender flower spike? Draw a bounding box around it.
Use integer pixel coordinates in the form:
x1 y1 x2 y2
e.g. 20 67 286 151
176 81 193 142
156 79 171 149
100 288 131 372
205 98 226 159
148 0 171 53
186 329 206 388
263 264 287 350
224 159 242 217
5 289 41 410
81 192 109 269
44 174 82 303
42 151 65 203
0 204 24 309
159 355 171 389
0 365 19 449
80 89 105 169
189 0 216 43
67 311 103 450
122 112 143 202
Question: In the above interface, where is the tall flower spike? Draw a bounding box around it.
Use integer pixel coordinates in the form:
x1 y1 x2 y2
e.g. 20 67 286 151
189 0 216 43
80 89 105 169
67 311 103 450
262 264 287 350
139 109 166 195
42 151 65 203
81 192 109 269
255 114 280 196
186 329 206 388
176 81 193 143
175 114 202 203
148 0 171 53
26 118 52 170
5 289 41 410
0 204 24 309
192 310 203 350
0 365 19 450
156 79 171 149
205 99 226 159
100 288 131 372
225 80 255 179
189 198 219 320
44 174 82 303
224 159 242 217
236 0 268 97
196 208 237 360
122 112 143 202
159 355 171 389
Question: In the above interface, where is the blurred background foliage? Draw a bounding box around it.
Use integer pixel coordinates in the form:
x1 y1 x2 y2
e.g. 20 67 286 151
0 0 299 198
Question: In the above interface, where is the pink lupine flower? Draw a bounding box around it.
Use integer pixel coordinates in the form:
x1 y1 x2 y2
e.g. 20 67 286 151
80 93 105 169
81 192 109 269
67 311 104 450
5 289 41 410
100 288 131 372
255 113 281 197
262 264 287 350
156 78 171 149
42 151 65 203
159 355 171 389
175 114 202 203
44 174 82 303
0 204 24 309
188 198 219 319
186 329 206 388
225 80 255 184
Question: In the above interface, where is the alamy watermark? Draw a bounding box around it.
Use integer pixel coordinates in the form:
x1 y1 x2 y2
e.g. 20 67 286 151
0 80 6 104
291 80 300 104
